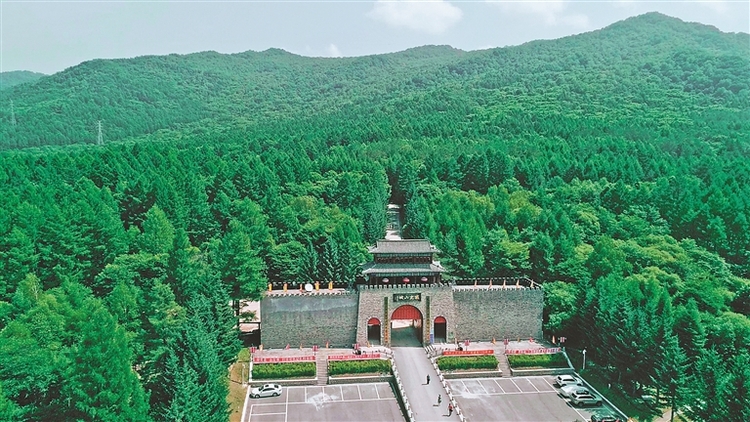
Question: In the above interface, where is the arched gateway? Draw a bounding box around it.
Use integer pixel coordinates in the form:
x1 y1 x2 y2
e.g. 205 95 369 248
367 317 381 345
434 316 447 343
390 305 423 346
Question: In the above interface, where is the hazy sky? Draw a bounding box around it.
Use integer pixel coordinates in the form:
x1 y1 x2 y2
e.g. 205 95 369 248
1 0 748 74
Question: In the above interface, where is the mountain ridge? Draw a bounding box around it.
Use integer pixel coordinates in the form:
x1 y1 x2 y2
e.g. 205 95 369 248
1 12 747 149
0 70 47 91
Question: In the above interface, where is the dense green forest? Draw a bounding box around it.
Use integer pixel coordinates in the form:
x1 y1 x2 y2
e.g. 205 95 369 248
1 12 749 421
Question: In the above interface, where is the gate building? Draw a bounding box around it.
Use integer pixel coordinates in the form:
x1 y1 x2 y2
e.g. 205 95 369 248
260 239 543 349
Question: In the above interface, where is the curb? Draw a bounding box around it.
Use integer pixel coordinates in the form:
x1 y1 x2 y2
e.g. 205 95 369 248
575 371 628 420
426 346 464 421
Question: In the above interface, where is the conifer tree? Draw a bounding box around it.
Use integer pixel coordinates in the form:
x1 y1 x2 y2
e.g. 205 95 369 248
61 305 151 422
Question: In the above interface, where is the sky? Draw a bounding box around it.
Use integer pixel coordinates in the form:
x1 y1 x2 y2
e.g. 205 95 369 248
1 0 748 75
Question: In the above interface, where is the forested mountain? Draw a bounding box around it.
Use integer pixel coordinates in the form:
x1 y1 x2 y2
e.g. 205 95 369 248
2 13 747 149
0 71 46 91
1 12 749 421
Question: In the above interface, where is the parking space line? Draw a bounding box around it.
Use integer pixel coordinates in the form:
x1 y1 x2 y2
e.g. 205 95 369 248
340 385 344 401
543 377 557 388
357 385 362 400
375 385 380 400
570 403 588 421
479 381 489 395
288 397 396 404
510 378 523 392
284 388 289 422
528 378 541 392
493 379 506 393
473 391 559 397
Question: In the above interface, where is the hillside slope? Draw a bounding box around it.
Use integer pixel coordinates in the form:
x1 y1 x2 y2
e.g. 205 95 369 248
1 12 747 149
0 70 46 90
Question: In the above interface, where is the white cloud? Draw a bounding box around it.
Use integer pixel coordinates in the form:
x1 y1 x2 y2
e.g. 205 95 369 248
698 0 729 14
368 0 463 34
327 43 343 57
487 0 589 29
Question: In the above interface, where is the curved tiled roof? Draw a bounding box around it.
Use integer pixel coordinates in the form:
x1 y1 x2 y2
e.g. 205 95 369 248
361 262 446 275
368 239 440 254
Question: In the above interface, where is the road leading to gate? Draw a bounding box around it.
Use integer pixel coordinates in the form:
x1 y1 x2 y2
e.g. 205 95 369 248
393 347 461 422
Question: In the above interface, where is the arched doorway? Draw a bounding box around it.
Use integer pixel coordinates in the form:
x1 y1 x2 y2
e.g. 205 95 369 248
434 316 447 343
391 305 423 346
367 317 381 345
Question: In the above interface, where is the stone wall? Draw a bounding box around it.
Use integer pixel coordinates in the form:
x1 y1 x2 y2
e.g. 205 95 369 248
260 292 358 349
260 285 543 348
356 284 455 346
453 287 543 341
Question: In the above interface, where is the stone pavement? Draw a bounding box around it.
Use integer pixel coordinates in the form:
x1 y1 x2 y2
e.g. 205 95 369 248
393 346 461 422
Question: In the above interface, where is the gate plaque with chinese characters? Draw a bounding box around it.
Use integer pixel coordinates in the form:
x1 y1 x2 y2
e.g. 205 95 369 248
393 293 421 302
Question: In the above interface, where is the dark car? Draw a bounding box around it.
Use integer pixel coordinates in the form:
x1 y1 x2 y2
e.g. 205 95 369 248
591 414 622 422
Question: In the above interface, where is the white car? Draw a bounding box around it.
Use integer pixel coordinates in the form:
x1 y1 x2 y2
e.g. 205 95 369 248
560 385 590 398
250 383 282 399
554 374 583 387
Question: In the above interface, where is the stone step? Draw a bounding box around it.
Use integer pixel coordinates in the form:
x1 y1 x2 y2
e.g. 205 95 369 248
495 352 512 377
316 356 328 386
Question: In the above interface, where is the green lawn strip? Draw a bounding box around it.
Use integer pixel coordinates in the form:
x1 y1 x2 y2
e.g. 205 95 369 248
437 355 498 371
329 359 391 376
252 362 316 380
507 353 569 368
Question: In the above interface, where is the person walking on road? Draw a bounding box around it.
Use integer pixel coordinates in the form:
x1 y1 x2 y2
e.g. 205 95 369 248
426 374 431 385
437 394 442 405
448 403 453 416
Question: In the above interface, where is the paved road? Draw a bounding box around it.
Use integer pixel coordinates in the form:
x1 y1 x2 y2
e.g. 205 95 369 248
393 346 461 422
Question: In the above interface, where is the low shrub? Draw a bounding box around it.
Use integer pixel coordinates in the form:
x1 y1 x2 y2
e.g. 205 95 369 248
507 353 569 368
252 362 316 380
238 348 251 362
329 359 391 376
437 355 498 371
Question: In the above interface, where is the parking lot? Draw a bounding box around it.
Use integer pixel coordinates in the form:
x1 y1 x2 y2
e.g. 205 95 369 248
243 383 404 422
448 376 619 422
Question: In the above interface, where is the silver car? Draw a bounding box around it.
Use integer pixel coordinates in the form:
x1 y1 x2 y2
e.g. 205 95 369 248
250 383 282 399
570 391 603 407
560 385 590 398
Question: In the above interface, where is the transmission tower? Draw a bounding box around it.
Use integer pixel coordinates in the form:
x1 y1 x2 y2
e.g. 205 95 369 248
97 120 103 145
10 100 16 127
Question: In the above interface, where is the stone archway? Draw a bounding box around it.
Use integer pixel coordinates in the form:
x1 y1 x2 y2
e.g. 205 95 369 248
367 317 381 345
434 316 447 343
391 305 423 346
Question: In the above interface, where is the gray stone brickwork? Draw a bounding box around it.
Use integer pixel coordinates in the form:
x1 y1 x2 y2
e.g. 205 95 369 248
260 284 543 349
355 284 456 346
260 291 358 349
453 287 543 342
